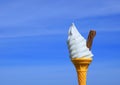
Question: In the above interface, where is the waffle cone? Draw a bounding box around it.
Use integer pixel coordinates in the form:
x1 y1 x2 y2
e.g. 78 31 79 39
71 58 92 85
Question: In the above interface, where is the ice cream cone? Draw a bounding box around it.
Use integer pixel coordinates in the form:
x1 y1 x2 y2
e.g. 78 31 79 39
71 57 92 85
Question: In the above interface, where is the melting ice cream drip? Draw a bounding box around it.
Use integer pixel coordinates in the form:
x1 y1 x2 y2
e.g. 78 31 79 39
67 23 93 58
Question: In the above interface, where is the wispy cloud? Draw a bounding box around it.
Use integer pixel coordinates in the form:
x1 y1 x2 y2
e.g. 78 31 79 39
0 0 120 27
0 0 119 38
0 29 66 38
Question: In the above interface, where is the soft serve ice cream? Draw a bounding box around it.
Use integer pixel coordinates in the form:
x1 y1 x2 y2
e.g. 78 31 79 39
67 23 93 59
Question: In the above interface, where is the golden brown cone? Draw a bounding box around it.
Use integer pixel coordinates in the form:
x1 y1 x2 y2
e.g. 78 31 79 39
71 58 92 85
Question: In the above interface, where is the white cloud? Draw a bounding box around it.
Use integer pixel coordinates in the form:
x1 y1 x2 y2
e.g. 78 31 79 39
0 29 66 38
0 0 120 38
0 0 120 27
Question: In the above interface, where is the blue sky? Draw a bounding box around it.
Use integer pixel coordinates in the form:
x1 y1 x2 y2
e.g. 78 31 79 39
0 0 120 85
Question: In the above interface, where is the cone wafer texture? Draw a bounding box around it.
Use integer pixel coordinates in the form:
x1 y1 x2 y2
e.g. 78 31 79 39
72 58 92 85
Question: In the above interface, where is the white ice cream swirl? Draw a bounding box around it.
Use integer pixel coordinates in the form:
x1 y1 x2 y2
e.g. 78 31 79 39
67 23 93 59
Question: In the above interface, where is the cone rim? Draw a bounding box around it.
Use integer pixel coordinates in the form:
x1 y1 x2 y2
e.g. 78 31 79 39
71 57 92 64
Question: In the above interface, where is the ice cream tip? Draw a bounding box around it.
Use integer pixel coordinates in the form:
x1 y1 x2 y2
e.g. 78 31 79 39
67 23 93 59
